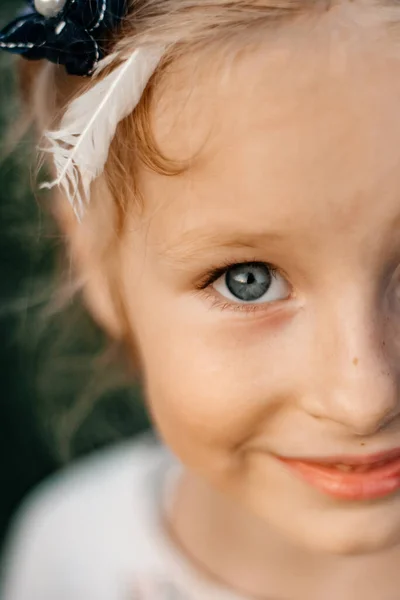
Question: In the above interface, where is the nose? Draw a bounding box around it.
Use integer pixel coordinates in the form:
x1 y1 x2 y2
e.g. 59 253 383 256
306 291 400 436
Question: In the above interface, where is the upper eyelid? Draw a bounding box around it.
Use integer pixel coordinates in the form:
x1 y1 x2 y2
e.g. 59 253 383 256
196 262 248 290
199 261 280 289
196 266 230 289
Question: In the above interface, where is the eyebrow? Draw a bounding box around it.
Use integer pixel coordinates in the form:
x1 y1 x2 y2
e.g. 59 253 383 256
159 229 285 264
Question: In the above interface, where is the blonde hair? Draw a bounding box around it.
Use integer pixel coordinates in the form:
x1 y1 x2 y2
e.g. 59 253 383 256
16 0 400 457
23 0 400 222
25 0 326 223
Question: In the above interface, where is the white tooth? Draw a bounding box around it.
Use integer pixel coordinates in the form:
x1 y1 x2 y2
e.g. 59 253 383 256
335 464 353 472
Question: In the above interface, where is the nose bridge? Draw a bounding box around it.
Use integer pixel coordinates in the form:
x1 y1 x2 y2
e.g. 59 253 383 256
311 287 400 436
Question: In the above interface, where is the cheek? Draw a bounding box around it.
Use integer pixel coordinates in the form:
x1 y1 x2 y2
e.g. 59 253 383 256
125 279 297 479
141 318 257 461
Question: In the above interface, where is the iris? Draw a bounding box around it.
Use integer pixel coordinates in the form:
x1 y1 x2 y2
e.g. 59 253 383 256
226 264 272 302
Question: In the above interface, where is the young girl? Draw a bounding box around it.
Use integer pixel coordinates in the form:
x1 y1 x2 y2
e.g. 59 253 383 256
2 0 400 598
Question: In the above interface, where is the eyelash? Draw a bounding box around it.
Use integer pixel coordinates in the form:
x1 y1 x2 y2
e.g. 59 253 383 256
194 259 282 313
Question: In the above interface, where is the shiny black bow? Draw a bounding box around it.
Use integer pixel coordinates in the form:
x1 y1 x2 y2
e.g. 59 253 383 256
0 0 128 76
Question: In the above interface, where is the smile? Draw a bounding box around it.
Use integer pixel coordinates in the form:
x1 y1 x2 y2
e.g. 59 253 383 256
276 448 400 501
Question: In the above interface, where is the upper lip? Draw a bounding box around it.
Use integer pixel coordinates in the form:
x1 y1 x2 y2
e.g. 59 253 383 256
277 446 400 466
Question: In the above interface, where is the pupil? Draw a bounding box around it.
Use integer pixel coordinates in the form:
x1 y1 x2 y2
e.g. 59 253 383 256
226 263 271 302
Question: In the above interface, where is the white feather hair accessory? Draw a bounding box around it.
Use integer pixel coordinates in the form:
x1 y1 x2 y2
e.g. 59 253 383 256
40 46 165 220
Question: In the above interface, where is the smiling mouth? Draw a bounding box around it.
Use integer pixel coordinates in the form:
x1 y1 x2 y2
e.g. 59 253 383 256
276 448 400 501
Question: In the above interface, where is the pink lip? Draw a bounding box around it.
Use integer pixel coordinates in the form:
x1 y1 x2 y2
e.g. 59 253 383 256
276 447 400 501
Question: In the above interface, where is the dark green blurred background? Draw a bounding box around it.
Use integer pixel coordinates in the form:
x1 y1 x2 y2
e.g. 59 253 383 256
0 0 150 550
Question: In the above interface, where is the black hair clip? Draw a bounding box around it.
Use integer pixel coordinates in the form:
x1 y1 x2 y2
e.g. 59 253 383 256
0 0 128 76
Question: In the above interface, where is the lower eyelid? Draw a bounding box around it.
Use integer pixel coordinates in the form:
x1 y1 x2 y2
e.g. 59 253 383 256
199 289 281 313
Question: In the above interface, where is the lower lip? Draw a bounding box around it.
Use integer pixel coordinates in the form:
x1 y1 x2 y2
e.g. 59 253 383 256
278 456 400 501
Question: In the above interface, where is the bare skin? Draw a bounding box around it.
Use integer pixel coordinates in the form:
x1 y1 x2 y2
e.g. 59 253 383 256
69 2 400 598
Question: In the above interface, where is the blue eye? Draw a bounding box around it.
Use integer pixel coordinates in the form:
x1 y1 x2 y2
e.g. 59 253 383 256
213 262 290 304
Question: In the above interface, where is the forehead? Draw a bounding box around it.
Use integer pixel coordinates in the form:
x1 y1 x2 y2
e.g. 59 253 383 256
136 7 400 246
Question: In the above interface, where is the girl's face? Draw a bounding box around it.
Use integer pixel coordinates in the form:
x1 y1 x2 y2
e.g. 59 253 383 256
88 8 400 554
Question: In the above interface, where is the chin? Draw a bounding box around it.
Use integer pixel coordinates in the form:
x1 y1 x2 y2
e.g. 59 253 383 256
242 484 400 557
304 528 397 556
289 496 400 557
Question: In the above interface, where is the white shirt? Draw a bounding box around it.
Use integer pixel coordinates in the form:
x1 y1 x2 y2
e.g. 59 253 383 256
1 434 244 600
